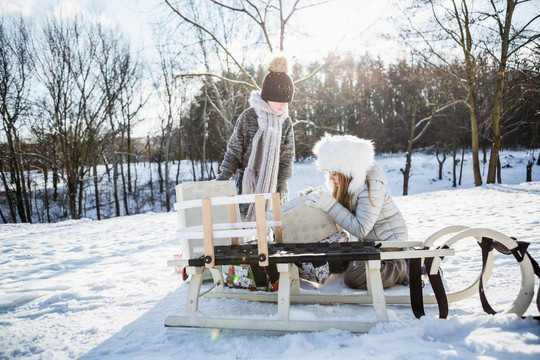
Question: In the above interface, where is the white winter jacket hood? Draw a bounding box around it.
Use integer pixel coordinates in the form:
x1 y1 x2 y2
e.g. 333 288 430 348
367 162 387 184
313 133 378 194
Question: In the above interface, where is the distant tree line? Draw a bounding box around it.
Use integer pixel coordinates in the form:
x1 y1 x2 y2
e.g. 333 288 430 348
1 0 538 224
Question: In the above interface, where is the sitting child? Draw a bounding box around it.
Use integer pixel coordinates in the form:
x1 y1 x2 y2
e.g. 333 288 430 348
303 133 410 289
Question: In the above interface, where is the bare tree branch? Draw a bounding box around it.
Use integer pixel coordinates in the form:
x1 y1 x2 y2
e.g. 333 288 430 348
175 72 259 89
293 52 336 85
210 0 274 52
164 0 259 88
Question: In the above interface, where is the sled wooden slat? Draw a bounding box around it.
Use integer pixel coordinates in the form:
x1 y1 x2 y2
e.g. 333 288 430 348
379 249 452 260
176 221 282 239
272 192 282 244
174 193 276 211
227 202 239 245
164 315 376 333
202 291 438 305
202 198 215 268
378 240 423 248
255 195 269 266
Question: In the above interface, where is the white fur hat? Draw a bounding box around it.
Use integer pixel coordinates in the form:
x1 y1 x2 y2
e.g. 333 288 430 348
312 133 375 194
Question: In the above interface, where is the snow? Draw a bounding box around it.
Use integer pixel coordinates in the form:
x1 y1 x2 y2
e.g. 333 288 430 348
1 150 539 360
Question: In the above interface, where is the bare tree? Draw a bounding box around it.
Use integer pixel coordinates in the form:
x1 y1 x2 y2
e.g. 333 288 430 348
117 58 146 198
383 58 459 195
96 25 141 217
394 0 482 186
151 37 191 209
481 0 539 183
34 16 109 219
0 15 34 223
394 0 540 186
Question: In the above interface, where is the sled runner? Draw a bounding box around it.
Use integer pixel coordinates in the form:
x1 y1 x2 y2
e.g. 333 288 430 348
165 192 539 333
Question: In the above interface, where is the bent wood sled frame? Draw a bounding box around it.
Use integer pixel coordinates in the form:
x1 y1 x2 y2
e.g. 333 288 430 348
164 193 537 333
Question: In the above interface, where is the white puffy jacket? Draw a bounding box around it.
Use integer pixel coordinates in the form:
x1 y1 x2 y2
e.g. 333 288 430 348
326 162 408 243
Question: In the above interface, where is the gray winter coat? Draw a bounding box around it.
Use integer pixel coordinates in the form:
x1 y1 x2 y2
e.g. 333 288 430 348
326 162 408 243
217 107 295 200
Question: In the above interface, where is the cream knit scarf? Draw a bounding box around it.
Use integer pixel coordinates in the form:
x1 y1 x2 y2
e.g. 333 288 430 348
243 92 288 221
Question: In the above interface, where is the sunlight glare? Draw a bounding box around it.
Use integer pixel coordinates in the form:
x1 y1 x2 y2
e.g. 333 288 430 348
287 0 400 62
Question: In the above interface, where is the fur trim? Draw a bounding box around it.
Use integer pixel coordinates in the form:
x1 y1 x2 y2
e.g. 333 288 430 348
312 134 375 194
268 56 288 74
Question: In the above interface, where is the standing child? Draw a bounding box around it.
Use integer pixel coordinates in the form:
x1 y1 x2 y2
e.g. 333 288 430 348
216 56 295 221
305 133 410 289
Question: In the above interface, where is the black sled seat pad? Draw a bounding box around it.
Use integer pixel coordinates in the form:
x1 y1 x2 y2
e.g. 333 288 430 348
187 241 381 267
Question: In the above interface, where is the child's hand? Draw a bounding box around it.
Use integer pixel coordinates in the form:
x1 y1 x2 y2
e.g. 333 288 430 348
297 187 314 197
305 189 336 213
298 185 324 197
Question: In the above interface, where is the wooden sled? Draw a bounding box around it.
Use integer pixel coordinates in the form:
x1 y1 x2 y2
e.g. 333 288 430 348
165 193 538 333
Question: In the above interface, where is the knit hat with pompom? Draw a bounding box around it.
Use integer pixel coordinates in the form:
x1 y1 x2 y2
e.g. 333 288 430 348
261 56 294 103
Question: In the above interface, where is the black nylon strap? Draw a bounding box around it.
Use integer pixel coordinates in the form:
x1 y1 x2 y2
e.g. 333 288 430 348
479 237 497 315
479 237 540 317
425 256 449 319
409 257 425 319
409 252 448 319
510 241 529 262
265 264 280 284
328 261 343 274
250 264 270 288
527 252 540 314
508 241 540 315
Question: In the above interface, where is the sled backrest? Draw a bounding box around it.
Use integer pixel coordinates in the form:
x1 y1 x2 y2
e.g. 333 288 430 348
175 181 240 259
175 192 282 267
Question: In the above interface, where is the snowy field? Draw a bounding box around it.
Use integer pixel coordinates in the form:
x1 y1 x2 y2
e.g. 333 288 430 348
1 150 539 359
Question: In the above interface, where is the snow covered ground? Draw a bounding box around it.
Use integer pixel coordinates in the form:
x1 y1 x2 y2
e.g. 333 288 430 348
1 150 539 359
